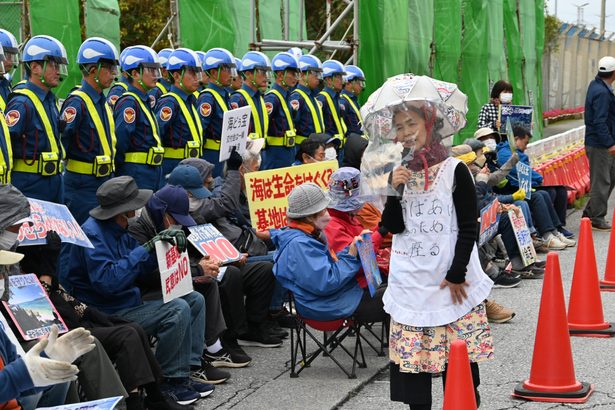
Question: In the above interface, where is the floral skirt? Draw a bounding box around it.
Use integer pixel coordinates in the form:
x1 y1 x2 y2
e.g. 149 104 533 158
389 303 494 373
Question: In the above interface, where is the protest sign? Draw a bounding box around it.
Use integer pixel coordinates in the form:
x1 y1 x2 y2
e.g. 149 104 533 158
0 311 25 356
245 160 338 230
479 199 500 247
505 117 516 154
2 274 68 341
188 224 241 264
498 105 533 134
38 396 123 410
508 209 536 267
356 233 383 297
18 198 93 248
516 162 533 200
219 105 251 162
155 242 193 304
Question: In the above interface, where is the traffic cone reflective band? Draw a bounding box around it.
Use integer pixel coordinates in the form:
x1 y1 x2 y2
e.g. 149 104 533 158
568 218 615 337
600 208 615 291
442 340 477 410
513 252 593 403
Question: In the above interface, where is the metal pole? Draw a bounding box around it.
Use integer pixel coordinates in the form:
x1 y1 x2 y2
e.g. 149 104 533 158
353 0 358 64
600 0 606 33
326 0 331 33
309 1 354 54
298 0 304 42
151 12 178 49
284 0 290 41
250 0 256 45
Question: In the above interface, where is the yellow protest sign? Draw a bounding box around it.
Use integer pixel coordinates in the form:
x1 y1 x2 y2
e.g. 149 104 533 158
245 160 339 230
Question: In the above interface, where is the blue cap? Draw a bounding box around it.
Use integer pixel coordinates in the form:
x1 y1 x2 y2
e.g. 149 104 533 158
167 165 211 200
152 184 197 227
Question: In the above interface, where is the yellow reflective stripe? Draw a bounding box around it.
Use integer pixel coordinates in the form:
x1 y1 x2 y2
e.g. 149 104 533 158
71 90 117 162
124 152 149 163
203 139 220 150
165 92 202 145
0 94 5 111
163 148 186 159
236 89 268 139
341 93 362 125
294 89 323 133
202 88 229 112
156 82 168 94
267 89 295 129
123 92 162 147
115 82 128 90
0 113 12 181
192 90 199 99
319 91 347 137
12 89 61 157
65 159 94 174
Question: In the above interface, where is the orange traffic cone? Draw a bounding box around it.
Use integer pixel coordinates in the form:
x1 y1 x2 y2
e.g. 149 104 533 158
568 217 615 337
600 208 615 291
513 252 593 403
443 340 477 410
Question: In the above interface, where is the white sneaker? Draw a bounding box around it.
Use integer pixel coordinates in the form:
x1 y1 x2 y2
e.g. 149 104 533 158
544 234 567 250
556 232 576 247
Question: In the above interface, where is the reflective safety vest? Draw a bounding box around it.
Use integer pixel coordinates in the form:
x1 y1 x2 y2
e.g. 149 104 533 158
201 88 228 151
156 82 169 94
115 82 128 90
341 93 363 126
266 88 297 147
236 89 268 140
294 88 324 143
319 91 347 144
122 91 164 165
0 94 5 112
0 113 13 183
11 89 64 176
65 90 117 176
162 92 203 159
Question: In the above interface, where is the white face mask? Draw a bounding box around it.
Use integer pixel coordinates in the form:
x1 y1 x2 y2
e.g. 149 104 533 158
499 92 513 104
125 215 138 226
168 224 182 231
484 138 497 151
0 230 19 250
189 197 203 212
313 214 330 231
324 147 337 161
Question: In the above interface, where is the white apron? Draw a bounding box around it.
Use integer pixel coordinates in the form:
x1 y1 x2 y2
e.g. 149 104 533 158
383 157 493 327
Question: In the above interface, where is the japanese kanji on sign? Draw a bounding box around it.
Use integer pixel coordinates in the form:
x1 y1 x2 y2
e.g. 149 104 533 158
508 209 536 267
219 105 251 162
245 160 339 231
187 224 242 264
155 241 193 303
478 198 500 246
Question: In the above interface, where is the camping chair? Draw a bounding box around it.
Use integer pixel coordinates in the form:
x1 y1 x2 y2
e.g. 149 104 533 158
288 292 367 379
358 319 388 357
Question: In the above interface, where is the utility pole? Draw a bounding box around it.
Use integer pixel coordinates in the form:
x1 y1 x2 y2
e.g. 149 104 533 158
574 3 589 25
600 0 606 32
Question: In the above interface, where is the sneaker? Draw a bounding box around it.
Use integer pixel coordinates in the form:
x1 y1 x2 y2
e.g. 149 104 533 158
485 299 515 324
203 347 251 368
556 232 576 247
557 226 575 238
191 362 230 384
145 396 194 410
533 260 547 268
545 235 567 250
492 271 522 288
263 320 289 339
184 379 214 398
592 220 612 232
237 328 283 348
532 236 549 253
512 266 544 279
161 382 200 405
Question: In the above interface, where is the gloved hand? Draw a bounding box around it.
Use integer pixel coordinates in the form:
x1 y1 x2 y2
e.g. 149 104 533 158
143 235 161 252
227 147 243 171
45 231 62 253
44 325 95 363
24 338 79 387
159 229 187 253
512 188 526 201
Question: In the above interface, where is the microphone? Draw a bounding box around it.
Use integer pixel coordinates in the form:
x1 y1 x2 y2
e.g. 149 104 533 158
396 148 414 196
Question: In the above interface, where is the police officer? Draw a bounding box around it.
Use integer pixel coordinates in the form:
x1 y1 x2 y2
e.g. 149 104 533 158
61 37 120 224
197 47 237 177
0 29 19 111
0 44 13 185
289 55 325 147
229 57 243 92
155 48 204 176
106 46 133 107
148 48 173 103
229 51 272 141
340 65 365 136
195 50 208 95
316 59 347 161
5 35 67 203
262 52 300 169
113 45 165 191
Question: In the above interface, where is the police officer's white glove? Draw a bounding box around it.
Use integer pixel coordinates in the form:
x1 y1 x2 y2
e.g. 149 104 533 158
23 338 79 387
44 325 96 363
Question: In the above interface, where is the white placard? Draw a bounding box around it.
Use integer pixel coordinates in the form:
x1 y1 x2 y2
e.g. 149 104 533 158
219 105 252 162
508 209 536 267
155 241 193 303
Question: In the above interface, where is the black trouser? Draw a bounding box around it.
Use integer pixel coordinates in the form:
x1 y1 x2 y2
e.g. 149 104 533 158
91 323 162 392
192 280 227 345
218 261 275 337
537 185 568 226
390 361 480 407
353 286 387 323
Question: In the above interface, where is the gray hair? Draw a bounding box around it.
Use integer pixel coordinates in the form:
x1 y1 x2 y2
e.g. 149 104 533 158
223 151 262 177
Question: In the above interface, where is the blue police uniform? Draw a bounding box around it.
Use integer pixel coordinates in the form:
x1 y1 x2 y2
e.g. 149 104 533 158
0 103 13 184
197 82 230 177
290 83 325 140
0 75 11 111
5 82 64 202
114 84 164 191
340 89 363 135
262 83 296 169
155 85 203 176
61 80 116 224
147 78 173 104
106 76 130 106
316 86 347 164
229 83 268 138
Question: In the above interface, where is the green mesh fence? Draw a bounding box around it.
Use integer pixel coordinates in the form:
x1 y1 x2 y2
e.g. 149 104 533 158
85 0 121 51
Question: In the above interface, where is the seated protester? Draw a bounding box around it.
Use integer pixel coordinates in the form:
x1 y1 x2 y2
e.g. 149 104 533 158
293 139 325 165
59 176 213 405
271 182 386 323
167 163 283 349
496 126 576 249
128 185 244 377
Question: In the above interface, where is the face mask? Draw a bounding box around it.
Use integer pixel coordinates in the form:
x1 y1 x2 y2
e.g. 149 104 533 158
168 224 182 231
484 138 497 151
313 214 330 231
189 197 203 212
324 147 337 161
0 230 19 250
499 93 513 104
0 274 5 301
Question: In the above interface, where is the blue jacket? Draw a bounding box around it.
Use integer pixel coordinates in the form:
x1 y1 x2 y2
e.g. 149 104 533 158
0 328 35 403
584 76 615 148
155 85 199 151
271 227 363 320
264 83 293 138
0 76 11 109
340 90 362 135
290 84 324 138
147 78 173 104
106 76 130 107
60 217 158 314
197 82 230 144
316 86 344 138
496 141 543 188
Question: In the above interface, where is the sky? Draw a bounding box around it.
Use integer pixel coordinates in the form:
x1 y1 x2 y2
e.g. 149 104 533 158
546 0 614 33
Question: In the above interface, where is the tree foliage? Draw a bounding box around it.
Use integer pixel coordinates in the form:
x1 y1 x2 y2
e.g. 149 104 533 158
544 13 561 54
119 0 170 50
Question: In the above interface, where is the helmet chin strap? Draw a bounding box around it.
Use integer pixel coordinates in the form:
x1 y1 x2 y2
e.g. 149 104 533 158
178 68 189 94
136 67 151 91
93 62 103 90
